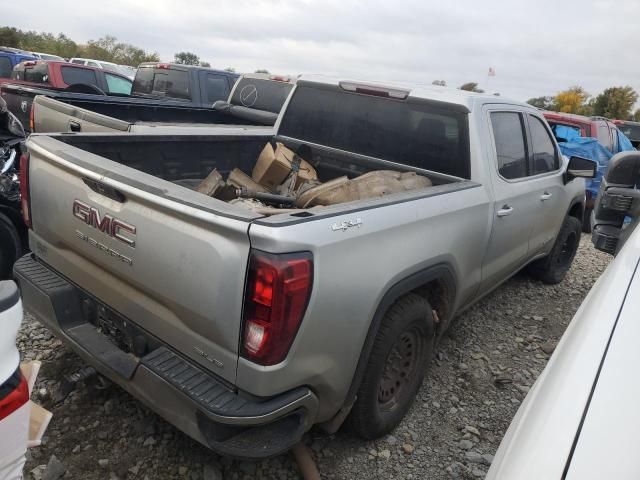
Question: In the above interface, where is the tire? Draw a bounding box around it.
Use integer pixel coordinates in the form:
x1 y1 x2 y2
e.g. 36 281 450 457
527 216 581 285
0 213 21 280
349 294 435 439
582 206 593 233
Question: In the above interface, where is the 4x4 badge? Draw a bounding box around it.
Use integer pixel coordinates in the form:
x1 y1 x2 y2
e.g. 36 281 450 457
331 218 363 232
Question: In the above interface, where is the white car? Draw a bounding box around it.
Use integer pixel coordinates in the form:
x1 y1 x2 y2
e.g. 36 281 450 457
0 280 29 479
30 52 65 62
488 151 640 479
0 279 52 479
69 58 135 79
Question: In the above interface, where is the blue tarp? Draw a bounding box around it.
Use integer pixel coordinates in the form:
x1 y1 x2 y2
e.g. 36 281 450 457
557 128 636 198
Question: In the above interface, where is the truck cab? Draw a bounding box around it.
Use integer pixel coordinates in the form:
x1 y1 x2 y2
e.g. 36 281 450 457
0 47 37 80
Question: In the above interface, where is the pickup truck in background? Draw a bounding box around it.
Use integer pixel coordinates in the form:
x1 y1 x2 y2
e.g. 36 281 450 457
0 60 134 129
14 76 595 459
30 73 295 134
0 47 36 80
0 64 261 133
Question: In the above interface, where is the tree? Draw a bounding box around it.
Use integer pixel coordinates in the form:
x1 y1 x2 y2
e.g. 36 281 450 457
200 61 211 68
255 69 270 74
432 80 446 86
526 96 555 110
592 86 639 119
224 67 236 73
174 51 200 65
633 109 640 122
459 82 484 93
554 86 589 114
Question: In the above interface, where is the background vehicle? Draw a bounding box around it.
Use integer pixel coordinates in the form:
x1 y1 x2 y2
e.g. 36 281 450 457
14 77 594 459
70 58 134 79
0 280 29 480
487 151 640 480
0 47 36 79
29 52 65 62
0 98 26 279
543 111 635 232
1 62 240 132
31 73 294 133
614 119 640 148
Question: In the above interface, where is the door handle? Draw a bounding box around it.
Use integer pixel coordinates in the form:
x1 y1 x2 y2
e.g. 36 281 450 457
69 121 81 132
540 192 553 201
497 205 514 217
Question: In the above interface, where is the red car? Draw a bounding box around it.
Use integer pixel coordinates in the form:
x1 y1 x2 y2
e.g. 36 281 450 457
0 60 132 96
542 112 623 154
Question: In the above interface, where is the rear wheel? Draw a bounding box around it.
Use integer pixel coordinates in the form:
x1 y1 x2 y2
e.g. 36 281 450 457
349 294 435 439
527 216 581 284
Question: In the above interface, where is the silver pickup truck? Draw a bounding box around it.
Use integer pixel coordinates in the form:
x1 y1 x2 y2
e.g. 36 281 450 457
14 76 595 459
29 73 294 134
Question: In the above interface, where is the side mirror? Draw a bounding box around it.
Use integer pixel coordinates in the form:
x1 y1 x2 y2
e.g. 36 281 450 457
565 156 597 183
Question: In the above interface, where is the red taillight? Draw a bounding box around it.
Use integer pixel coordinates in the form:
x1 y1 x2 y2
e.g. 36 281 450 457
242 251 313 366
156 63 171 70
0 370 29 420
19 153 31 228
269 75 291 83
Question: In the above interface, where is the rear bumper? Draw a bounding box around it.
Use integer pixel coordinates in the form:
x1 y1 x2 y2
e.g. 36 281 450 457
14 254 318 459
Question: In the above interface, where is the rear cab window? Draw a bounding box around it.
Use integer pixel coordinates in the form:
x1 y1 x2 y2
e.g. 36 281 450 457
11 62 50 84
133 66 191 101
279 84 470 179
61 66 98 87
230 77 294 113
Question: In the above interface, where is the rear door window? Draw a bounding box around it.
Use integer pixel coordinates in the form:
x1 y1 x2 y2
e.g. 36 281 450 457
279 85 470 178
105 73 133 95
527 115 559 174
132 67 191 100
490 112 528 179
0 57 12 78
61 66 98 86
204 74 230 103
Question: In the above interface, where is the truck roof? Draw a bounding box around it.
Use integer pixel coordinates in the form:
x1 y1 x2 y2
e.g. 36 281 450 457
296 74 530 111
137 62 239 77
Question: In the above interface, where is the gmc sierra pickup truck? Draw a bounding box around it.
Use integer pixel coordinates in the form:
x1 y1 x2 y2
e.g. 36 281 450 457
13 76 595 459
29 74 295 134
1 62 240 132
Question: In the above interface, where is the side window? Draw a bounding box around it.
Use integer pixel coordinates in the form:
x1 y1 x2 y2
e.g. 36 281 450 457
609 125 620 153
597 122 612 151
205 74 230 103
0 57 11 78
61 66 98 86
490 112 528 179
105 73 132 95
528 115 558 174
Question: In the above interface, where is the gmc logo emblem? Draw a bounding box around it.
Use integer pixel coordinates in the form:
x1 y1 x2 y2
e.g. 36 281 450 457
72 200 136 248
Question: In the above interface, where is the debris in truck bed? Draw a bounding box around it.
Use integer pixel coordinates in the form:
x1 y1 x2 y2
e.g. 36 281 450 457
185 142 435 215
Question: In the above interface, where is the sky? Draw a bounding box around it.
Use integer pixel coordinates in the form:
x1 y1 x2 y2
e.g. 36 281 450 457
4 0 640 102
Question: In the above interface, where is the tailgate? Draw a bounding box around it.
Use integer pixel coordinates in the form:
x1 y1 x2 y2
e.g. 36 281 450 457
33 95 131 133
25 136 258 384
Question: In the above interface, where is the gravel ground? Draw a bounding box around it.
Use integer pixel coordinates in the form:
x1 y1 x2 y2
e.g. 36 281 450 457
20 236 610 480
